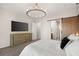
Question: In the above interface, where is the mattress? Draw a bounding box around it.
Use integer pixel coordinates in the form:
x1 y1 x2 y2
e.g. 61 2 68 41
20 40 66 56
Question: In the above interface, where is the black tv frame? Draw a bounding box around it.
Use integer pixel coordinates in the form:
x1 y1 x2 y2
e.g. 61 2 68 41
11 21 28 31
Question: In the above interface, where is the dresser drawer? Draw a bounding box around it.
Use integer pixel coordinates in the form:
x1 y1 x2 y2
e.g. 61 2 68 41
14 40 26 45
10 33 32 46
13 34 26 42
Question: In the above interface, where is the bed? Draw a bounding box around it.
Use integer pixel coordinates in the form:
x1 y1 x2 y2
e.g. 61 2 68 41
20 40 66 56
64 40 79 56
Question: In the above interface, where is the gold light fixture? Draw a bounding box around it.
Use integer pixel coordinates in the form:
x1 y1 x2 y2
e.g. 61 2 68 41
75 32 79 36
26 3 46 18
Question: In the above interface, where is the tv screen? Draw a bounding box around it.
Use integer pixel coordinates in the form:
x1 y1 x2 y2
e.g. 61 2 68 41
11 21 28 31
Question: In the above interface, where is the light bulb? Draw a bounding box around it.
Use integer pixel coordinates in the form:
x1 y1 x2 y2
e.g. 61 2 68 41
75 32 79 36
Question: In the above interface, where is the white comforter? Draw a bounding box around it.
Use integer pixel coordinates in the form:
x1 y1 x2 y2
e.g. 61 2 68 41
64 40 79 56
20 40 66 56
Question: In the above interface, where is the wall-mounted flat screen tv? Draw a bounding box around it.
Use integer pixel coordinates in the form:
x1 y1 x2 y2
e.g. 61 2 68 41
11 21 28 31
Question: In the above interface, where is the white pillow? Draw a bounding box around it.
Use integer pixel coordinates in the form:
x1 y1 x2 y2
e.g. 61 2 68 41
68 34 79 41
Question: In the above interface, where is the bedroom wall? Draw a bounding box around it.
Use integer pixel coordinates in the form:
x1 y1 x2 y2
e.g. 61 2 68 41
36 22 41 40
32 22 41 40
32 23 37 40
40 20 51 40
0 9 11 48
62 16 79 38
0 8 32 48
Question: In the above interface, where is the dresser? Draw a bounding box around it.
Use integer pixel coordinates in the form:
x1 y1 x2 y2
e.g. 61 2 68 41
10 33 32 46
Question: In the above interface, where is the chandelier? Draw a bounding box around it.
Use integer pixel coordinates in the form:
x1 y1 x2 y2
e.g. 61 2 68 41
26 3 46 18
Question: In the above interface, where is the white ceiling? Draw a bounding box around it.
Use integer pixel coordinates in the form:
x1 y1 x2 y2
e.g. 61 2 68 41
0 3 78 20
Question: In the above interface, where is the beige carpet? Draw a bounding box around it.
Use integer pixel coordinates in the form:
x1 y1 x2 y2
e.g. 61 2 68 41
0 40 37 56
